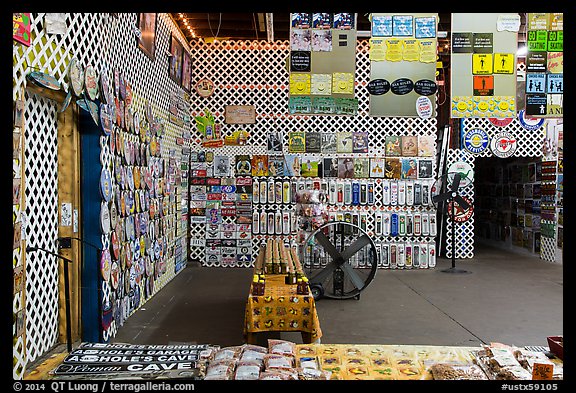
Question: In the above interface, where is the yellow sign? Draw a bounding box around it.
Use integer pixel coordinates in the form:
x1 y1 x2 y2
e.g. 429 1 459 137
532 363 554 380
419 39 436 63
311 73 332 95
472 53 493 75
369 38 386 61
402 39 419 61
385 39 403 62
289 73 311 95
493 53 514 74
332 73 354 95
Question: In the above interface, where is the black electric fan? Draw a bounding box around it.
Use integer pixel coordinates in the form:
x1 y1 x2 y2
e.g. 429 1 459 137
431 172 472 274
301 221 378 300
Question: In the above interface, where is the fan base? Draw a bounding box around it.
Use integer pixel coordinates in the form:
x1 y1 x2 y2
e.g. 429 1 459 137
440 267 472 274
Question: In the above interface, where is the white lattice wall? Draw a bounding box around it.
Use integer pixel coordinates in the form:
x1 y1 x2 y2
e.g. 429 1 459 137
446 117 545 259
187 39 438 266
12 13 191 378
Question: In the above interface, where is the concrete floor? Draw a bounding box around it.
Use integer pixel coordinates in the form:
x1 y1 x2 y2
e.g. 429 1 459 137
112 241 563 349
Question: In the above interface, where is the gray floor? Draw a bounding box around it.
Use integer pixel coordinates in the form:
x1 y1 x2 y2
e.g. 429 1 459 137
113 241 563 349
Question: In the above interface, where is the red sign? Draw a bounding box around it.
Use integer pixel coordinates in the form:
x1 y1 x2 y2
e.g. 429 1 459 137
447 197 474 222
488 117 513 127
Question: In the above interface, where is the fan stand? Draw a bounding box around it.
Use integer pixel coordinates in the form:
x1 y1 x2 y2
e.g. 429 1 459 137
441 195 471 274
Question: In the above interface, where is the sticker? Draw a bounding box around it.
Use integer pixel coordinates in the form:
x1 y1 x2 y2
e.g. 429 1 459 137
100 249 112 283
463 128 490 154
390 78 414 95
68 57 84 97
447 197 474 222
100 201 111 234
367 79 390 95
100 168 113 202
447 161 474 187
413 79 437 96
84 65 99 100
415 96 432 118
490 131 517 158
100 104 113 136
488 117 513 127
518 109 545 131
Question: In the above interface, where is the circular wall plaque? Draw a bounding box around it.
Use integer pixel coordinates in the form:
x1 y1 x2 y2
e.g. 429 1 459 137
100 103 113 136
100 201 111 234
490 131 518 158
447 161 474 188
447 197 474 223
100 249 112 283
100 168 113 202
84 65 99 101
110 261 119 290
69 58 84 97
27 71 61 90
463 128 490 155
518 109 545 131
195 78 215 98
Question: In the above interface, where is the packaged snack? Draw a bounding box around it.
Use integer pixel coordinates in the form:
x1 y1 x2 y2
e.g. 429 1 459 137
263 353 294 370
297 367 331 380
234 360 262 380
259 369 298 380
268 339 296 357
213 346 242 361
297 356 318 369
205 359 236 380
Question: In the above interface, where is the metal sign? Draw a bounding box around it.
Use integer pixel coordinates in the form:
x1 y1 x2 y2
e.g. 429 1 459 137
463 128 489 154
68 57 84 96
447 196 474 222
447 161 474 187
490 131 517 158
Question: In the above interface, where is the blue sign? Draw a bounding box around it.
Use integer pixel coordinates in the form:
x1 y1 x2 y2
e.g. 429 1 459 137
463 128 490 154
518 109 545 130
526 73 547 94
415 16 436 39
372 15 392 37
546 74 563 94
392 15 413 37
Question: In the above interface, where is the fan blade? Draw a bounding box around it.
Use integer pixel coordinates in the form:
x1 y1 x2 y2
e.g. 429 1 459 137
340 263 366 291
314 231 342 261
454 195 470 210
340 234 371 262
308 261 337 284
432 192 451 204
451 172 461 192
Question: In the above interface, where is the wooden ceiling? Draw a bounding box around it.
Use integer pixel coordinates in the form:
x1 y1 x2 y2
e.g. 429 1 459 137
170 13 453 44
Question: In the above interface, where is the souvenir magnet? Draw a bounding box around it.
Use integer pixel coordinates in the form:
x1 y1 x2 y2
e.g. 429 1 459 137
252 180 260 203
419 243 428 268
329 180 337 205
260 211 267 234
252 211 260 234
283 181 291 204
398 181 406 205
406 181 414 206
375 212 382 235
267 212 275 235
398 213 406 236
381 243 390 268
390 181 398 205
414 213 422 236
422 182 430 206
367 182 374 205
422 213 430 236
397 243 405 268
100 248 112 283
100 103 113 136
110 261 119 290
360 183 367 205
382 212 391 236
382 180 391 205
68 57 84 97
100 168 113 202
413 245 420 268
428 242 436 268
429 213 437 236
414 182 422 205
344 181 352 205
275 211 282 235
405 243 413 268
390 213 399 237
390 244 397 269
84 65 99 101
100 201 111 235
352 181 360 205
282 211 290 235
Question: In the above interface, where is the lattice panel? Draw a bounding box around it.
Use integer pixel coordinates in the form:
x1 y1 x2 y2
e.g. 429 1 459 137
13 13 192 372
540 236 558 263
445 117 547 259
23 92 60 364
187 39 438 267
